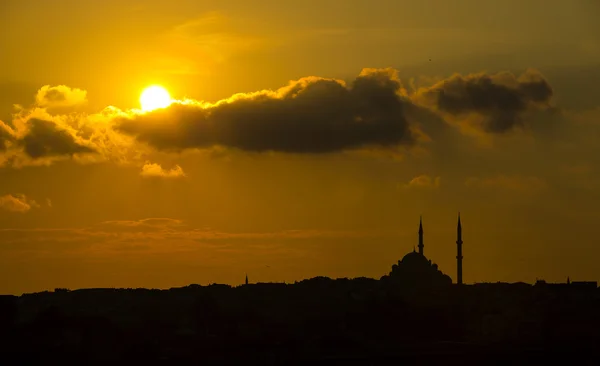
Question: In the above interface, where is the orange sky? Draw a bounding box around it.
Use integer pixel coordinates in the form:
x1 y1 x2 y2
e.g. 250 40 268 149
0 0 599 295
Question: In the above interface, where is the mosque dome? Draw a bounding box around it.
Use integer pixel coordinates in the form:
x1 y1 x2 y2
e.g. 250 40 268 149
401 250 428 264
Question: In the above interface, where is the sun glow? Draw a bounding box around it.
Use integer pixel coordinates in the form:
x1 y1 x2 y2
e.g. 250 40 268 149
140 86 172 111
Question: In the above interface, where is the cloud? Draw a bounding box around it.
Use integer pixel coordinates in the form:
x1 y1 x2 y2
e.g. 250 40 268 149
0 219 401 258
5 86 138 166
0 68 560 169
414 69 553 133
465 175 547 192
96 218 185 232
140 162 186 178
156 12 268 75
0 194 40 213
110 218 183 226
35 85 87 108
0 120 16 152
117 68 415 154
90 218 387 240
400 174 441 189
0 105 143 167
170 13 266 55
20 118 95 159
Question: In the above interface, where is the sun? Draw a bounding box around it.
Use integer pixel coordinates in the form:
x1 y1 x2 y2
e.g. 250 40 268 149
140 85 172 111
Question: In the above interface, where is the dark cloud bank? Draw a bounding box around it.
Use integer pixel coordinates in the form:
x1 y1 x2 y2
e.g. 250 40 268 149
117 68 554 154
419 69 553 133
21 119 94 159
118 69 414 153
1 68 555 163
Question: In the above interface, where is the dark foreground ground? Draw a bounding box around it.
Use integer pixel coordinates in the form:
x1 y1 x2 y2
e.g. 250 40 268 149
1 341 596 365
1 278 599 364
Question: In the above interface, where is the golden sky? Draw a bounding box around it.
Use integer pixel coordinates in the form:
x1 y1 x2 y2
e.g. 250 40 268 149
1 0 599 294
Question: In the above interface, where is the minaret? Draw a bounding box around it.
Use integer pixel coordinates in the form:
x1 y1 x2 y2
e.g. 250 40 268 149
456 213 463 285
418 216 424 256
245 273 248 285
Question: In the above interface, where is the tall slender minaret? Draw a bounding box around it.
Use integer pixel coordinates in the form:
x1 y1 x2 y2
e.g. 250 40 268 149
456 213 463 285
245 273 249 285
418 215 424 256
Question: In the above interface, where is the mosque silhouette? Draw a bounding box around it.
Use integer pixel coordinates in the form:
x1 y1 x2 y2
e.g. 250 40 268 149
381 214 463 287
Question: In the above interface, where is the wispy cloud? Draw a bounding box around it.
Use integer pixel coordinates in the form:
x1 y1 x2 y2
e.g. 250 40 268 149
155 12 267 74
400 174 441 189
0 194 40 213
35 85 87 108
0 219 405 258
140 162 186 178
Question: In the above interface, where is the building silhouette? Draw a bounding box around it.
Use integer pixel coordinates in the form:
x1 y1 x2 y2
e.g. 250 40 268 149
382 214 464 286
418 215 424 255
457 213 463 285
383 215 466 287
